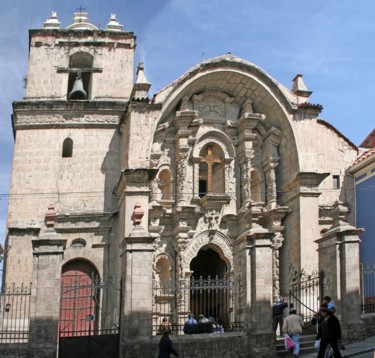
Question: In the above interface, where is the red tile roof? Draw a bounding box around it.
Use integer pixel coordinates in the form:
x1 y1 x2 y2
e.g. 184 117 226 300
353 147 375 165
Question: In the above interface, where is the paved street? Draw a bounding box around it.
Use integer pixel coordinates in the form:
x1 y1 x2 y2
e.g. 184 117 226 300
352 352 374 358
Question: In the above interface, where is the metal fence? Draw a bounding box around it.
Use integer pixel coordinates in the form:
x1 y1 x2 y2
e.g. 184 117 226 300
152 275 242 335
288 265 322 322
0 283 31 343
360 263 375 314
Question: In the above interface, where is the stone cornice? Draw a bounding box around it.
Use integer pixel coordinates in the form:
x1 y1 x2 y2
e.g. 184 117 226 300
12 100 127 130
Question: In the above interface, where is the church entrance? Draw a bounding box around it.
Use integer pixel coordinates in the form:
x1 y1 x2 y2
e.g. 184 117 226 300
190 247 228 329
58 260 120 358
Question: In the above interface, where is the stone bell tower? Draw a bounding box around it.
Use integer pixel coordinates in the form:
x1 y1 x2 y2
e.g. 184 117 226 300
5 11 136 357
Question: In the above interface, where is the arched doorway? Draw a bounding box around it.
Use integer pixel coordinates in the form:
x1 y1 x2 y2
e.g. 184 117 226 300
59 260 99 337
189 247 229 329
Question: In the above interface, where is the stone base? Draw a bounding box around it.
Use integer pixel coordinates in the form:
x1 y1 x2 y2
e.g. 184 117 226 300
121 332 255 358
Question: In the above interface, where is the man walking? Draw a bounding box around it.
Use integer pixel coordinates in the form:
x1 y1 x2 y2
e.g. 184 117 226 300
282 309 304 358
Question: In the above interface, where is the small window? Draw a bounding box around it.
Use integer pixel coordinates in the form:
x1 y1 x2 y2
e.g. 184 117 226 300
62 138 73 158
333 175 340 189
71 239 86 249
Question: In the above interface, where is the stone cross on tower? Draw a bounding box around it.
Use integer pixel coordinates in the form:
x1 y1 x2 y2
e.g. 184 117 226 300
201 145 221 193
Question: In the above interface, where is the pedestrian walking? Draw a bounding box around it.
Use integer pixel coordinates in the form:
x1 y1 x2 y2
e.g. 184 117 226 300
316 307 343 358
158 330 179 358
282 309 304 358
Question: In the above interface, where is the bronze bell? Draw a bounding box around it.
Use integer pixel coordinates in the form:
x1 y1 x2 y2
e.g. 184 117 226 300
68 72 87 100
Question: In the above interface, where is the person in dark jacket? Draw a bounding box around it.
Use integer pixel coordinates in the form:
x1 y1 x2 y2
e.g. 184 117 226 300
272 296 288 336
316 307 342 358
158 330 179 358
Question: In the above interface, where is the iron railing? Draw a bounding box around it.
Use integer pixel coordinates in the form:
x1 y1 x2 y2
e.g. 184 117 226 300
288 265 322 322
152 275 242 335
0 283 31 343
360 263 375 314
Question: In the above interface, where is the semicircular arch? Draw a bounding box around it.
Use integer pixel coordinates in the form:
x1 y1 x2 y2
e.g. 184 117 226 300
62 251 102 279
192 129 235 159
183 231 233 275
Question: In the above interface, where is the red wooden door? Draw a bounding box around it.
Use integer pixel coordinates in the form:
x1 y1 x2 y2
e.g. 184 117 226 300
59 261 99 337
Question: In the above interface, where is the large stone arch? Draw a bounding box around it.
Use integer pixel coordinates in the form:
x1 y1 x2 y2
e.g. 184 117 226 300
182 230 233 276
151 56 301 186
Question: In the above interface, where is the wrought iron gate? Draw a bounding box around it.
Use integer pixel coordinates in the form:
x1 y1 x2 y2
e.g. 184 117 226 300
58 274 121 358
288 265 322 322
152 275 242 335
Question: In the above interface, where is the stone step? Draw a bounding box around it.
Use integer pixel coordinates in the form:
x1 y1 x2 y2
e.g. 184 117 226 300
276 334 318 357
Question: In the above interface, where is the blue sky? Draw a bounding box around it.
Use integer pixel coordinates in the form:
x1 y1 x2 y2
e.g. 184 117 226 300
0 0 374 259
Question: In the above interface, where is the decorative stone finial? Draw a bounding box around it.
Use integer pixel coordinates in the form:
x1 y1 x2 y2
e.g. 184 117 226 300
291 74 312 98
330 201 349 228
44 11 61 29
131 202 144 226
45 204 57 227
131 63 151 100
106 13 123 32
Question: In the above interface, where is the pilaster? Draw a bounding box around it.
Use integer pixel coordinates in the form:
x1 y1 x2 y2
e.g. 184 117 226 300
246 230 275 357
316 202 365 341
29 228 66 358
120 203 155 358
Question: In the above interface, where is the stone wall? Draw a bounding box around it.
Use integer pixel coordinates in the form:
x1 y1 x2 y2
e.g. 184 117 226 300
0 343 28 358
122 333 258 358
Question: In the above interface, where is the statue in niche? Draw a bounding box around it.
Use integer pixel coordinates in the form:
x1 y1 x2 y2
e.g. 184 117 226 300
204 210 221 230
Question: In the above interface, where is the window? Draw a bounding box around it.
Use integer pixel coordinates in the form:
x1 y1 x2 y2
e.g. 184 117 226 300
333 175 340 189
62 138 73 158
71 239 86 249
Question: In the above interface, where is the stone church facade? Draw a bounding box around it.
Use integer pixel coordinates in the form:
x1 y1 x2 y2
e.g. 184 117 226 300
2 11 366 358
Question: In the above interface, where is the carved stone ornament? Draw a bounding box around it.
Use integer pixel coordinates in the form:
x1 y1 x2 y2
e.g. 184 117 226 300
131 202 144 226
45 204 57 227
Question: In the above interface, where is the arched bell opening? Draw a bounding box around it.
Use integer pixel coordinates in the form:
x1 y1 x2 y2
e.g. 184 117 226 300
189 247 229 329
67 52 93 101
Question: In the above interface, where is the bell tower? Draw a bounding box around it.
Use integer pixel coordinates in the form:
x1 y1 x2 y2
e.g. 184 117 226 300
6 11 135 303
25 11 135 100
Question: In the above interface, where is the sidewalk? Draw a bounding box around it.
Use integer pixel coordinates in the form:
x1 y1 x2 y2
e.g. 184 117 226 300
302 335 375 357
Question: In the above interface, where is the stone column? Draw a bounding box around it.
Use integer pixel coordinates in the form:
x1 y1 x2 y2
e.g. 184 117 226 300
316 202 364 341
262 128 281 210
29 227 66 357
237 103 264 209
173 110 196 206
264 161 278 209
246 230 275 357
172 236 190 330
